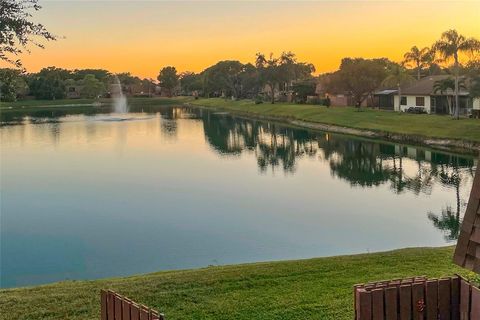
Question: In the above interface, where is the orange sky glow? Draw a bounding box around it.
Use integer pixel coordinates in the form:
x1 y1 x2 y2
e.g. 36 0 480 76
2 1 479 78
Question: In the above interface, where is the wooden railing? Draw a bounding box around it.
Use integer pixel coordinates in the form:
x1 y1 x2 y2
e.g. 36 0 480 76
354 275 480 320
100 290 164 320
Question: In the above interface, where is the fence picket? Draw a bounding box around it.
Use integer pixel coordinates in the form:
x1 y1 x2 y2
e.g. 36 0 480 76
471 286 480 319
371 288 384 320
411 282 425 320
452 276 460 320
358 290 372 320
399 285 412 320
101 290 108 320
439 278 451 320
426 280 438 320
460 279 471 320
385 286 398 320
122 299 131 320
115 295 123 320
139 307 149 320
107 291 115 320
130 304 140 320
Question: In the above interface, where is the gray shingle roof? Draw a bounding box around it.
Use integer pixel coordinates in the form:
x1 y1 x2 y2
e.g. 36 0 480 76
402 75 470 96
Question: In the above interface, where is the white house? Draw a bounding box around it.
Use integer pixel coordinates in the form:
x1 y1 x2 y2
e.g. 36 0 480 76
392 75 474 115
394 95 432 113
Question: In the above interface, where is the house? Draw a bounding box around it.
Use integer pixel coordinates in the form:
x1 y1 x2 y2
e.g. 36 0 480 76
390 75 478 115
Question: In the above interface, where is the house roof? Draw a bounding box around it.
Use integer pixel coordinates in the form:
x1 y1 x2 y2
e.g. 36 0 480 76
374 89 398 95
402 75 470 96
454 163 480 273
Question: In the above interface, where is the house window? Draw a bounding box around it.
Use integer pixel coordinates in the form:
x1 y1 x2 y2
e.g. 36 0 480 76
69 87 76 92
416 97 425 106
400 97 407 105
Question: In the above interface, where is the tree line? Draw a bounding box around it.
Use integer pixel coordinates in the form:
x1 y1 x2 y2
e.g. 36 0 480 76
0 68 157 101
154 29 480 116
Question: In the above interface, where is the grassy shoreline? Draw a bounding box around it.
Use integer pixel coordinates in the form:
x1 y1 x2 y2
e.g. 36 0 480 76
0 247 471 320
188 98 480 152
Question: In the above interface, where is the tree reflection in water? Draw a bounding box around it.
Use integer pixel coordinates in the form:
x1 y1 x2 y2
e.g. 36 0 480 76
193 108 475 241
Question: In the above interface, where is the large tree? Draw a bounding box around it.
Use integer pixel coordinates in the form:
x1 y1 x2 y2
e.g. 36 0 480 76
179 72 202 95
0 68 28 101
255 53 279 104
0 0 57 67
157 66 179 97
329 58 392 108
433 29 480 119
202 61 245 99
28 67 69 100
403 46 433 80
79 74 106 98
72 69 111 83
255 52 314 104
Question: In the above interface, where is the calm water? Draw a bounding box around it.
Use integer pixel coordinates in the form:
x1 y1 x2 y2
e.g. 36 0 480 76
0 105 476 288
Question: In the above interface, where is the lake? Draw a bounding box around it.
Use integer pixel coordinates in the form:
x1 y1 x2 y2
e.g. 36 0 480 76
0 104 476 288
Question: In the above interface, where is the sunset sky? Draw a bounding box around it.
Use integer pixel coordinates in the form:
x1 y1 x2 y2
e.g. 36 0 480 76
3 0 479 78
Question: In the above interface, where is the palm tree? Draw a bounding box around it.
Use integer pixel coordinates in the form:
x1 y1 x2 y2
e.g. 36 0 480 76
433 77 467 115
403 46 433 80
382 65 415 112
433 30 480 119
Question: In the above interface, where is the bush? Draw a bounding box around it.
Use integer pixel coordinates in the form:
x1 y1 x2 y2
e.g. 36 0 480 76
254 95 263 104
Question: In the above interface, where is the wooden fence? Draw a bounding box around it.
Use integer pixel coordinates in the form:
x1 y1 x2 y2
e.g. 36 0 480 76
354 275 480 320
100 290 165 320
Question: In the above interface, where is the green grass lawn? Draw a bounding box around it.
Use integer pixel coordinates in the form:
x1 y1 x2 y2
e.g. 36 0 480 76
0 247 472 320
189 98 480 143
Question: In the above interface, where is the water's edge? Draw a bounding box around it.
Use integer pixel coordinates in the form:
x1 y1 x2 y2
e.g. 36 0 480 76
186 103 480 155
0 246 453 291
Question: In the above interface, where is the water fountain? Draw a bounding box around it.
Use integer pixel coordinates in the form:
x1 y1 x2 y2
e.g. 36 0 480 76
95 75 153 122
111 75 128 113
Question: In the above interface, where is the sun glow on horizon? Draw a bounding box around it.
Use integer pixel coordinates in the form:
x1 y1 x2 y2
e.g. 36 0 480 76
2 0 479 78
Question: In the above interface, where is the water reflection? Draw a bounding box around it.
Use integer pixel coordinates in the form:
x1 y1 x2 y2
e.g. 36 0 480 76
194 109 475 241
1 105 476 287
197 109 473 186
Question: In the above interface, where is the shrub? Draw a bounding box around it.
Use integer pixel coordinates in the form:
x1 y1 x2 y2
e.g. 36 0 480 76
254 95 263 104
